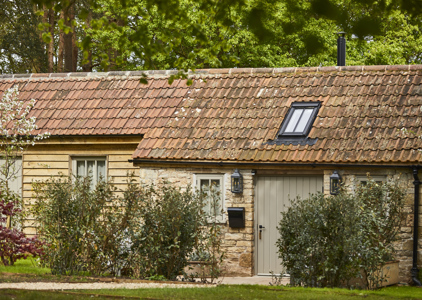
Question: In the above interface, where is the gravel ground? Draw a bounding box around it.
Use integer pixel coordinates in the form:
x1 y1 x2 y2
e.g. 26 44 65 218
0 282 215 290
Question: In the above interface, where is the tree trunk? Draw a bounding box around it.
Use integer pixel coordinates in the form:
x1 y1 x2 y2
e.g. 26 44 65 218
71 5 78 72
48 8 55 73
58 10 64 72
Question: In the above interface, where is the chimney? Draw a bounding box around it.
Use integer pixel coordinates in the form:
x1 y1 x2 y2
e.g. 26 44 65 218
337 32 346 66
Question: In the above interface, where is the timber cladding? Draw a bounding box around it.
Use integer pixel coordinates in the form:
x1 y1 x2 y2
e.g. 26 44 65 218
22 139 139 235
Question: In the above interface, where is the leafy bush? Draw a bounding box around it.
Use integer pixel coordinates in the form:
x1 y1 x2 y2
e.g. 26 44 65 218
0 189 43 266
32 175 220 280
130 183 206 280
32 175 142 276
193 184 225 283
277 177 405 288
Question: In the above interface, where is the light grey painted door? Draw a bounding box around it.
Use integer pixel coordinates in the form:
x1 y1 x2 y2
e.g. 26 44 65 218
256 176 323 275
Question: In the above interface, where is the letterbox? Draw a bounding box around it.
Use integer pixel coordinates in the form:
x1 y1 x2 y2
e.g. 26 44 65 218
227 207 245 228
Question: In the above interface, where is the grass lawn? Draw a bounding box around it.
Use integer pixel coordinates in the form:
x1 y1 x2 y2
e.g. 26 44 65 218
1 260 421 300
0 257 50 275
1 285 422 300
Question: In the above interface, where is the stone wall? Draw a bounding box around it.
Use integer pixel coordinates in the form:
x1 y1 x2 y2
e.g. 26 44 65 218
139 165 420 281
324 168 418 284
139 165 255 276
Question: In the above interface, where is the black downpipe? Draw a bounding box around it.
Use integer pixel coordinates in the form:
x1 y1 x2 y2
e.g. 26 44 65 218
337 32 346 67
412 167 421 286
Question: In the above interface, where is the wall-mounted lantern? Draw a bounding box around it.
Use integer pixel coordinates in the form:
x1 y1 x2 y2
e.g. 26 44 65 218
330 170 342 195
231 169 243 193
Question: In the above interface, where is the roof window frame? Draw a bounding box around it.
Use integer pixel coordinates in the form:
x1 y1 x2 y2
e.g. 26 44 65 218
278 102 321 138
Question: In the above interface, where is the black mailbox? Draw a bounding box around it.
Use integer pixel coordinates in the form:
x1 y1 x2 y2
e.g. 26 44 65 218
227 207 245 228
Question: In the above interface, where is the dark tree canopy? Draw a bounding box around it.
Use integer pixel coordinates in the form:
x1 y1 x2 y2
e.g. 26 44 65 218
0 0 420 74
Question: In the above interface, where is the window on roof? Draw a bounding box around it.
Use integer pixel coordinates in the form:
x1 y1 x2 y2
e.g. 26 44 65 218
279 102 321 137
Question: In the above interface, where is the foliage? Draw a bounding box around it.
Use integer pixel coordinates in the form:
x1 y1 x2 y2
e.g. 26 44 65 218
32 175 138 276
128 182 206 280
0 86 50 192
32 175 223 280
0 86 48 267
277 176 405 288
0 195 44 266
190 183 225 283
0 0 47 73
277 190 361 287
0 0 418 74
355 178 406 288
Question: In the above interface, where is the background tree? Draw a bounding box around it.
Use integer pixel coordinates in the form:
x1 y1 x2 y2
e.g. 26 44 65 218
0 0 47 73
1 0 421 73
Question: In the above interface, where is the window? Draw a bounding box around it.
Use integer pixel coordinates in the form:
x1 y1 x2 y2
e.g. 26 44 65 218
72 157 106 189
0 157 22 195
357 175 386 186
279 102 321 137
195 174 225 221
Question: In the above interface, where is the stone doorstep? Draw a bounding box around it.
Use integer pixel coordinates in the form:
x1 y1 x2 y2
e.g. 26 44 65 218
219 276 290 285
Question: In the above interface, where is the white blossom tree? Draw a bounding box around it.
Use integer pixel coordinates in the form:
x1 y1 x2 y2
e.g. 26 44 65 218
0 86 50 228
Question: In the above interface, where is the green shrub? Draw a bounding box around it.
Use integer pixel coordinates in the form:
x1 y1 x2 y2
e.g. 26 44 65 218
277 177 405 288
32 175 220 281
130 183 207 280
32 175 143 276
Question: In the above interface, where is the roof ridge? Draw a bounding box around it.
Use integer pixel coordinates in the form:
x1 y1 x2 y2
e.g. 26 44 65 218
1 65 421 81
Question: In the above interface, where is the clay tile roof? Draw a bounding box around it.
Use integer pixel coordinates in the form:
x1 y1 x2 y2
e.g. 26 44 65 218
1 66 421 164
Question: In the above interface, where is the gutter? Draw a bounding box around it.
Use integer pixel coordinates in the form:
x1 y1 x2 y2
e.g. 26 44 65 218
412 167 421 286
129 159 420 169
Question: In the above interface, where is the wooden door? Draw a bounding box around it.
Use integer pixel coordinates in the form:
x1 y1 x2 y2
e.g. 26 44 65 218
256 176 323 275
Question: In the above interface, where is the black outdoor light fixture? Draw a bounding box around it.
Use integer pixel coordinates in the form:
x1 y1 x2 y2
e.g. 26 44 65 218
231 169 243 193
330 170 342 195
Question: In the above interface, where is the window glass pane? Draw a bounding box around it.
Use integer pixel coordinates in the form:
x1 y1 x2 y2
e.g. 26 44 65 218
87 161 95 190
87 161 94 177
210 179 220 188
295 109 313 133
285 109 303 132
77 161 85 177
97 161 106 180
210 179 221 215
200 179 209 192
200 179 210 214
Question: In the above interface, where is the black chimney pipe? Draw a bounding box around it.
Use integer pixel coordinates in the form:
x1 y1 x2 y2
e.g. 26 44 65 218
337 32 346 66
412 167 422 286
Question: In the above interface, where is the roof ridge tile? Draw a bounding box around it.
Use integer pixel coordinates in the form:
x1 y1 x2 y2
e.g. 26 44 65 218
1 65 421 82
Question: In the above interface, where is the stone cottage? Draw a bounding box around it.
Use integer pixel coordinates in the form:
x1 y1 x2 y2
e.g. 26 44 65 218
0 65 420 283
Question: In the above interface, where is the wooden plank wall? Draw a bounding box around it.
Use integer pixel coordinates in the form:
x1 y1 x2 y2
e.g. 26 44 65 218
22 138 140 235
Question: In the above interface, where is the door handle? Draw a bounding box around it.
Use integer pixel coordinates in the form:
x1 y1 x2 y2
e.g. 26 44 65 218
259 225 265 239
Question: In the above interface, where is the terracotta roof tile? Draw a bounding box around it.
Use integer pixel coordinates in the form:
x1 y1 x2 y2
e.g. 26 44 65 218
1 66 420 163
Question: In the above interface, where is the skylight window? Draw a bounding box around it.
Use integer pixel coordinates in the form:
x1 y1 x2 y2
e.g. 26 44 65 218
279 102 321 137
